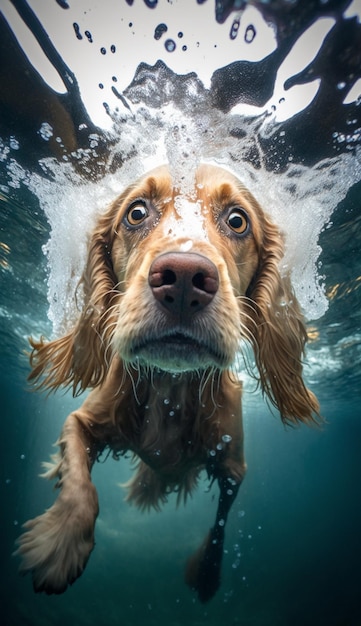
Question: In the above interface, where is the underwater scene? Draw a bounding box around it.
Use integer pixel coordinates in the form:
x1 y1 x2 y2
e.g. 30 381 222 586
1 0 361 624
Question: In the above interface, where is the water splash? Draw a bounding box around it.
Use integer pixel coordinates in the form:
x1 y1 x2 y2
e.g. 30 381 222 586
2 97 360 335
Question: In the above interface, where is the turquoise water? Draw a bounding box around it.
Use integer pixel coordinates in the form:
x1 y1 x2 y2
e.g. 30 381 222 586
1 1 361 625
2 371 360 625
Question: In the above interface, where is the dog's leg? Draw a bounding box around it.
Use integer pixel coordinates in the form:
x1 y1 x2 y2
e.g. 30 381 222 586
15 410 101 594
185 474 242 602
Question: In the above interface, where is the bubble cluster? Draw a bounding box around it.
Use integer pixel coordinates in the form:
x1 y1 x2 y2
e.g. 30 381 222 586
38 122 53 141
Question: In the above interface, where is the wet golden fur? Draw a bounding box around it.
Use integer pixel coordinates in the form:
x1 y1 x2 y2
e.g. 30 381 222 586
15 164 319 601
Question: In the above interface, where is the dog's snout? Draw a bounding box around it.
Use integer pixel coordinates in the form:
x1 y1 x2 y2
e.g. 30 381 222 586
149 252 219 315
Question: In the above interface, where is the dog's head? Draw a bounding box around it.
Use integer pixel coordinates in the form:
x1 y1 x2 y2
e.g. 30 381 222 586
108 164 264 372
31 164 319 424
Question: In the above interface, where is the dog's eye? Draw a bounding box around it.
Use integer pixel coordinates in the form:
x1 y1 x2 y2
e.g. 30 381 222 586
125 202 149 226
227 208 249 235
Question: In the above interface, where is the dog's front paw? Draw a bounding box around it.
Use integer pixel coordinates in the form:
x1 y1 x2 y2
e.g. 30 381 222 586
185 529 224 603
14 486 98 594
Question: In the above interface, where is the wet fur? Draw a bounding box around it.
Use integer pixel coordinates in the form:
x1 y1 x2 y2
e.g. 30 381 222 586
15 164 319 601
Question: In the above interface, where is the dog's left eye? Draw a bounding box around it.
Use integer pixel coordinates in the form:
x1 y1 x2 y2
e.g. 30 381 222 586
227 208 249 235
125 202 149 226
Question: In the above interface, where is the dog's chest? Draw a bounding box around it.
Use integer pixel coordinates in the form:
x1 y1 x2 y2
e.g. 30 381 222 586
138 404 199 470
128 387 209 474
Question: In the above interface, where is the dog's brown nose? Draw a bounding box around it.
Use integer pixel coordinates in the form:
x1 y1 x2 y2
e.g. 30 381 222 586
149 252 219 315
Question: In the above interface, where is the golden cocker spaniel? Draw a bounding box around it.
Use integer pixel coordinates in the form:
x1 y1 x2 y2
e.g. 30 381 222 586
15 164 319 602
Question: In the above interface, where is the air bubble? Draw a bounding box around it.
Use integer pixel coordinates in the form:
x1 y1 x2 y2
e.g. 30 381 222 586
165 39 176 52
84 30 93 43
230 18 240 40
110 44 116 53
222 434 232 443
73 22 82 40
154 23 168 40
9 137 19 150
245 24 256 43
218 519 225 526
100 47 106 55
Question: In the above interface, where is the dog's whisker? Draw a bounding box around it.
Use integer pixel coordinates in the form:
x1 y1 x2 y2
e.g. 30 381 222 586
123 361 142 405
198 368 212 404
98 301 120 320
211 368 222 411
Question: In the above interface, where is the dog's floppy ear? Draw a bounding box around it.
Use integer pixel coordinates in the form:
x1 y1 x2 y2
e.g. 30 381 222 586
245 214 320 426
29 201 122 395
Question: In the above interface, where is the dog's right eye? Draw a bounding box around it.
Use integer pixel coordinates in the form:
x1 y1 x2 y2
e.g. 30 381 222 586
125 202 149 227
226 207 250 236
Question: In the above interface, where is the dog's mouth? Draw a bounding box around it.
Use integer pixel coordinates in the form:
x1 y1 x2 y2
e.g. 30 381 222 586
130 331 227 372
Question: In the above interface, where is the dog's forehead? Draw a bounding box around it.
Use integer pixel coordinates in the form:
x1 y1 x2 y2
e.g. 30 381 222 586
137 163 237 189
195 163 240 188
136 164 249 211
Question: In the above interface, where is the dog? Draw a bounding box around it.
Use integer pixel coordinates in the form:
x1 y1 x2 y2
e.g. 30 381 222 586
15 164 320 602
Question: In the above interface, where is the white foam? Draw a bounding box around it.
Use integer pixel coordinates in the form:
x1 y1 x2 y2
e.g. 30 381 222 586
170 196 208 242
226 152 361 320
5 104 360 336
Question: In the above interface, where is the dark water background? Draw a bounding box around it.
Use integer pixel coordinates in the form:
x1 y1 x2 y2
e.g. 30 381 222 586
1 1 361 625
